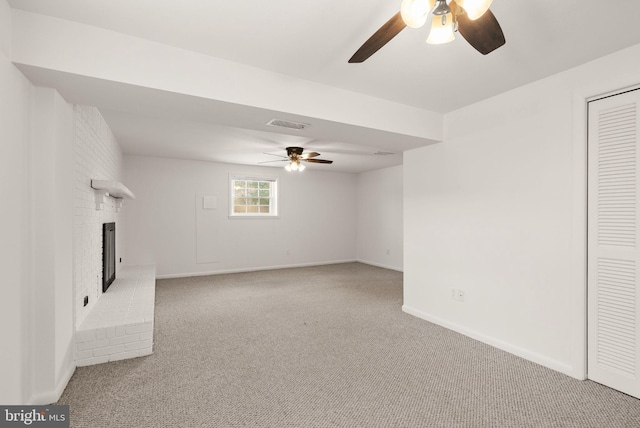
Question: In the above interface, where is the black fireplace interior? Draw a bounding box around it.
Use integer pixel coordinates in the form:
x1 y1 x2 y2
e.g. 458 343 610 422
102 222 116 292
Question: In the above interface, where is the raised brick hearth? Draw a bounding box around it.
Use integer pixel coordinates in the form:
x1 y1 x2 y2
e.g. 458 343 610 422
75 265 155 367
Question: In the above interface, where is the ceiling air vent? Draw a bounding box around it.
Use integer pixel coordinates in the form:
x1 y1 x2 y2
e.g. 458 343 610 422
266 119 310 131
374 151 394 155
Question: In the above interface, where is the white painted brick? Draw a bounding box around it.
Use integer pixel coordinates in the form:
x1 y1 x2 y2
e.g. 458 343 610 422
109 334 140 346
125 323 152 335
124 339 153 352
137 347 153 357
93 344 125 357
76 349 93 360
73 105 123 330
74 263 156 366
105 327 116 339
139 330 153 341
87 355 110 366
77 339 109 351
109 349 146 362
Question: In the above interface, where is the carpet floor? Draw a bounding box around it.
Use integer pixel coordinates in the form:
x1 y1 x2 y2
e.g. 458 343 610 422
57 262 640 427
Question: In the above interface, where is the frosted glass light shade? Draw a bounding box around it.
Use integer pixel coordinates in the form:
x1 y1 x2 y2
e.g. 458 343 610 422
400 0 434 29
454 0 493 20
298 163 306 172
426 13 455 44
285 163 292 171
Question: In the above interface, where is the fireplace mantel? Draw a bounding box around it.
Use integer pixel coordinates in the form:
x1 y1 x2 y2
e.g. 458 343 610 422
91 180 135 211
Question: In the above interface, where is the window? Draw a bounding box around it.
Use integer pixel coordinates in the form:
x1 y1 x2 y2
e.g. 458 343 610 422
230 176 278 217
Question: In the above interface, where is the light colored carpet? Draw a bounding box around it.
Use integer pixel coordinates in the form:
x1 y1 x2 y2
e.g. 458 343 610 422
57 262 640 427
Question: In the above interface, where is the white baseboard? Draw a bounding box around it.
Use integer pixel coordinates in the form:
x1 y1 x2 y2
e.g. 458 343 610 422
156 259 358 279
356 259 403 272
29 360 76 405
402 305 575 378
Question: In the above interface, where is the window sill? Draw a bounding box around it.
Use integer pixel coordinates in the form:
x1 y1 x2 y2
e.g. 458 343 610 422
228 215 280 220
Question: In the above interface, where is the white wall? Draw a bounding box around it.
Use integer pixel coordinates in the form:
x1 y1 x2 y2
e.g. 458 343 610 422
404 43 640 379
1 0 76 404
0 0 32 404
122 156 357 277
356 165 403 271
73 106 124 328
30 87 75 404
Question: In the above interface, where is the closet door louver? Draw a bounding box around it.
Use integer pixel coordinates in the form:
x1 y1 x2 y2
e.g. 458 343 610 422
588 90 640 399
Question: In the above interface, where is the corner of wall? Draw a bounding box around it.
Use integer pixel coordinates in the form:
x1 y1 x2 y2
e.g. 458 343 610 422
0 0 12 59
402 305 576 378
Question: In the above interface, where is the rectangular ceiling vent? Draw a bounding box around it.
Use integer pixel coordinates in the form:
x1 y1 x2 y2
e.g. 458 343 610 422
374 151 395 155
266 119 310 131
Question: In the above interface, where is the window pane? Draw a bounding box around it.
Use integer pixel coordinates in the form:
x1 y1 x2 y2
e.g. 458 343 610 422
231 178 276 216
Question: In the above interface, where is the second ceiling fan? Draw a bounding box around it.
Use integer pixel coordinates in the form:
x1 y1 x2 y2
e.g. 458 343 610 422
349 0 505 63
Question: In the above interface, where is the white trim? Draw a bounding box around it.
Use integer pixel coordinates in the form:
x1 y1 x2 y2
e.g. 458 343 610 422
356 259 403 272
28 361 76 405
228 173 279 218
228 215 280 220
402 305 575 378
571 75 640 380
156 259 359 279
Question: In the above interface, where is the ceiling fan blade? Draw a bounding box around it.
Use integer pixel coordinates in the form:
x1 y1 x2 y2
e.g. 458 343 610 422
304 158 333 164
258 159 288 164
301 151 320 159
349 12 407 63
457 8 505 55
263 152 288 158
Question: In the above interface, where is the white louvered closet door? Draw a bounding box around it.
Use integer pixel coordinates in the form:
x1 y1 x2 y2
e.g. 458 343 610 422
588 89 640 398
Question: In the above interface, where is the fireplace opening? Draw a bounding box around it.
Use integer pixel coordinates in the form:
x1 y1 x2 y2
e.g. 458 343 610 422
102 222 116 292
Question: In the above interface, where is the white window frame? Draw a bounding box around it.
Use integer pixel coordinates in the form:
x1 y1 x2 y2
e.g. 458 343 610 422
229 174 279 218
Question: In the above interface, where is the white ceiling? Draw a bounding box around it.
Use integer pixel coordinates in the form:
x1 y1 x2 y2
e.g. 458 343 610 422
10 0 640 172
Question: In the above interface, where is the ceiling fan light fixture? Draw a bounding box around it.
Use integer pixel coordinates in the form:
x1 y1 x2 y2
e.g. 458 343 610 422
426 13 456 44
285 160 305 172
431 0 451 16
454 0 492 20
400 0 433 29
